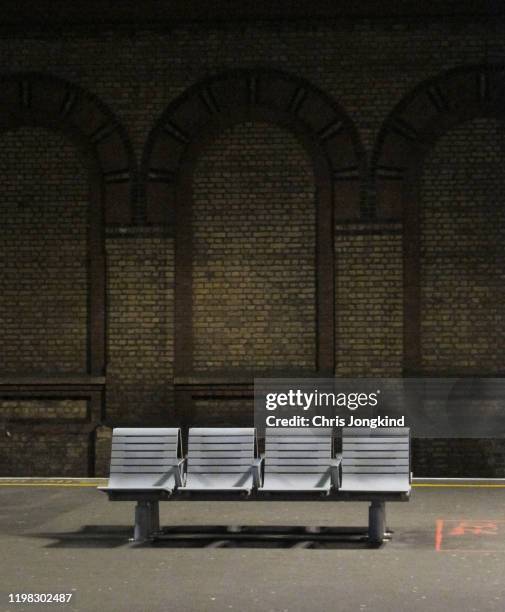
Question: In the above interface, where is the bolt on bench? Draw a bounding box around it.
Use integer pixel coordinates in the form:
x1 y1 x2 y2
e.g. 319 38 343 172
99 426 411 544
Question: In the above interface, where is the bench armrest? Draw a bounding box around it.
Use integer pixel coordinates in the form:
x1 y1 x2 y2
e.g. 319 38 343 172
330 455 342 488
175 457 187 487
252 456 264 488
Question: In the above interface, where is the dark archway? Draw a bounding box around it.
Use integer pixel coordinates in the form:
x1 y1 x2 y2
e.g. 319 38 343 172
372 65 505 373
0 72 135 375
142 68 364 377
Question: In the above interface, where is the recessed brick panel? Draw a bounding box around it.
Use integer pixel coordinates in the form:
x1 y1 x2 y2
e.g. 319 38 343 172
0 431 90 477
106 236 175 423
0 399 88 420
420 117 505 372
192 121 317 371
0 126 88 374
335 225 403 377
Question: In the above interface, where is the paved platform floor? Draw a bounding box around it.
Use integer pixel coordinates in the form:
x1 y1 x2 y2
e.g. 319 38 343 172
1 482 505 611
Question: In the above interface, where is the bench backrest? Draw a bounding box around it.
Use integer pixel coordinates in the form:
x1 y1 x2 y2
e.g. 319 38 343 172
263 427 333 490
108 427 182 490
340 427 411 493
186 428 257 490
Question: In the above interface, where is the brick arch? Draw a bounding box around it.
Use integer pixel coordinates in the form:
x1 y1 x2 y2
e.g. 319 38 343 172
372 64 505 372
142 68 364 376
0 72 136 376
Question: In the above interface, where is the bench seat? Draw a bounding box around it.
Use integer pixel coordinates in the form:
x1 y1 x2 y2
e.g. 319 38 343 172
258 427 337 494
183 428 261 494
99 427 184 540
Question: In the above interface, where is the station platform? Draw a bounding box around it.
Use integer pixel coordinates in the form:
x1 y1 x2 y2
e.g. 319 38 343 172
1 479 504 611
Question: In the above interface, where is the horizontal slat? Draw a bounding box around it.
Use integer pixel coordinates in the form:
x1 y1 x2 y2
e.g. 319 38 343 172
343 427 410 437
187 466 252 473
111 451 177 458
189 451 253 458
110 467 173 473
189 436 253 444
111 459 174 466
190 428 255 436
189 443 254 451
267 437 332 444
113 428 180 436
266 444 330 451
344 451 409 458
112 444 177 451
267 451 330 458
343 459 409 466
113 436 177 444
266 428 332 436
343 443 409 451
344 466 408 473
265 466 330 473
190 458 253 466
342 437 408 444
267 458 332 466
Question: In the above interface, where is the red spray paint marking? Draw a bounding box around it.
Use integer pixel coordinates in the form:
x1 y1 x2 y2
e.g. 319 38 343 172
435 519 505 552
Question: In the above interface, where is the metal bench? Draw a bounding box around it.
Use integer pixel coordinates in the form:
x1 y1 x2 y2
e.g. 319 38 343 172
258 427 339 494
182 427 261 494
100 426 411 544
339 427 411 543
99 427 184 541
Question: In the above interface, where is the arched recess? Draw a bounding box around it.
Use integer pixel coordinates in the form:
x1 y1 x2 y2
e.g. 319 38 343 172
142 68 364 376
373 65 505 373
0 72 135 376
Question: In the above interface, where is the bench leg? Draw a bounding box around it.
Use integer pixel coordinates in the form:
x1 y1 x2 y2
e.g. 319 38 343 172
368 501 386 544
134 500 159 542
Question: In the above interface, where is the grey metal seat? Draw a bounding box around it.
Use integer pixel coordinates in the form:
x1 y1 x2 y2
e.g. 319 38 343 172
99 427 184 493
99 427 184 541
340 427 411 494
183 427 261 494
258 427 338 494
340 427 411 544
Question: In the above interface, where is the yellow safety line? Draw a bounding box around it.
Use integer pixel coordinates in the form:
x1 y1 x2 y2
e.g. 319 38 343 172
0 481 504 488
413 483 505 488
0 484 101 487
0 480 107 487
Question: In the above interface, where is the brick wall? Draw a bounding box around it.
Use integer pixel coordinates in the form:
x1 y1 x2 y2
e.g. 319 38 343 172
0 399 87 420
106 235 175 424
335 225 403 377
0 428 91 476
0 18 504 475
0 127 88 375
192 121 316 371
420 117 505 373
1 21 504 160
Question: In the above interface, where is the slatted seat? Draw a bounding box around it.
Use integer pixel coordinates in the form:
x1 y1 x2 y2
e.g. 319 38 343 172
183 428 260 493
340 427 411 493
258 427 337 493
100 427 184 493
339 427 411 544
99 427 184 541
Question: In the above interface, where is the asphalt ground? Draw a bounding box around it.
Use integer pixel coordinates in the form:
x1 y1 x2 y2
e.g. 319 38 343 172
0 480 505 612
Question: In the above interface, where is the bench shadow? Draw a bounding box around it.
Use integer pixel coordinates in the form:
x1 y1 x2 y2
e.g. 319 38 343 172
32 525 391 549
